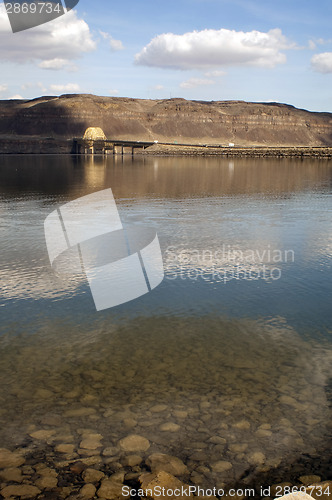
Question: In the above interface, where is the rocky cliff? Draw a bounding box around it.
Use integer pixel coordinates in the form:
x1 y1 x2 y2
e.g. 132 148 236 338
0 94 332 149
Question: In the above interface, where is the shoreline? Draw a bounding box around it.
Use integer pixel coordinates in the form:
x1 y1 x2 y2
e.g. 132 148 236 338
141 144 332 159
0 137 332 158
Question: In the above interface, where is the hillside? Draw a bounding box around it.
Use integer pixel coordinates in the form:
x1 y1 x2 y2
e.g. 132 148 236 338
0 94 332 148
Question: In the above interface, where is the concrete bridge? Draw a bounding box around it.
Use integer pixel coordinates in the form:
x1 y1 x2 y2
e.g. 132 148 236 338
73 128 155 155
73 138 156 155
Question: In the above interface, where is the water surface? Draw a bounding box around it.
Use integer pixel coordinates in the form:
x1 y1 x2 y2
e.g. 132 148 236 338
0 155 331 489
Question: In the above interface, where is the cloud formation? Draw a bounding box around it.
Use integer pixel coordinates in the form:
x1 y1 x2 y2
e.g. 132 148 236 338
21 82 46 92
311 52 332 73
0 5 96 65
100 31 124 51
38 58 78 70
49 83 80 93
135 28 291 70
180 78 215 89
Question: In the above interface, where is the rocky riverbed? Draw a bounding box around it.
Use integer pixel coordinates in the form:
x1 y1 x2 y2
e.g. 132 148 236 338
0 316 331 499
0 444 331 499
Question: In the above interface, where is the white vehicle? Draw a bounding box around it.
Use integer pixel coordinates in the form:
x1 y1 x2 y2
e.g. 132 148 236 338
229 142 235 147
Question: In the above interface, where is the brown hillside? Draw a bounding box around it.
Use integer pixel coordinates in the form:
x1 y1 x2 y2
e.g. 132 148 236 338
0 94 331 147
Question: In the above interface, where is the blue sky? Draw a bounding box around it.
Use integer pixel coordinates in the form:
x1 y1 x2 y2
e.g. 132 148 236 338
0 0 332 111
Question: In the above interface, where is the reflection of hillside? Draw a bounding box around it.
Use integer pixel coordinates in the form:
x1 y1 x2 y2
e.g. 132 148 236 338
0 155 85 197
83 156 332 199
1 156 331 199
106 157 332 199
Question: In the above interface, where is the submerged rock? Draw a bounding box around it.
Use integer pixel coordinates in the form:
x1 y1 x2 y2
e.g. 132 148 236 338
119 434 150 452
146 453 188 476
299 475 321 485
29 429 55 440
247 451 266 465
80 433 103 450
82 468 105 483
97 479 130 499
56 443 76 454
80 483 97 499
0 467 23 482
159 422 180 432
122 454 143 467
0 448 25 468
211 461 233 473
139 471 193 500
150 404 168 413
0 484 41 498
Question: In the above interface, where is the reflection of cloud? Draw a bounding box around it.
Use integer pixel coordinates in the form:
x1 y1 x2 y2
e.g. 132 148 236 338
135 28 292 70
0 263 85 301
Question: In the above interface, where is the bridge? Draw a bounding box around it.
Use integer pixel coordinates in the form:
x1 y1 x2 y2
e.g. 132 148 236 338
73 127 155 155
73 138 156 155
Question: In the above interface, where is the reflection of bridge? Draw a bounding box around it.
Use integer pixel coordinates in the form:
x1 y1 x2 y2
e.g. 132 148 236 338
73 138 155 155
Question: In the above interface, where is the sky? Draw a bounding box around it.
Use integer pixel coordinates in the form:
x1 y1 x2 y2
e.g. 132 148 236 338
0 0 332 111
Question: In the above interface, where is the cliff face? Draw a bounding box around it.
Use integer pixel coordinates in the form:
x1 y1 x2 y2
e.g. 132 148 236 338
0 94 332 147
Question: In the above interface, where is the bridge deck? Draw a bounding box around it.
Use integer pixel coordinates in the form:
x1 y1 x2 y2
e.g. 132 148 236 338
73 138 155 154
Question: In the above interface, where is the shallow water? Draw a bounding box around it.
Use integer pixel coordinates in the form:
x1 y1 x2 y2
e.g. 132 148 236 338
0 155 331 490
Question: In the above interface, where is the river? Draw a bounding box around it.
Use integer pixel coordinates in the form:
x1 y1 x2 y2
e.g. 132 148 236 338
0 154 331 494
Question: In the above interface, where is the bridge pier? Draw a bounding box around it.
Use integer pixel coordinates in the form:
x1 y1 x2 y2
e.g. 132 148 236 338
73 138 154 156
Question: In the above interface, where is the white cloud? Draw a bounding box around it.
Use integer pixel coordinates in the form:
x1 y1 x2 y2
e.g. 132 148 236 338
38 58 76 70
204 70 225 77
0 5 96 64
9 94 23 99
0 84 8 92
109 89 119 95
311 38 332 46
135 28 292 70
180 78 215 89
311 52 332 73
21 82 47 93
100 31 124 51
153 84 164 90
49 83 80 93
109 38 124 51
308 40 317 51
